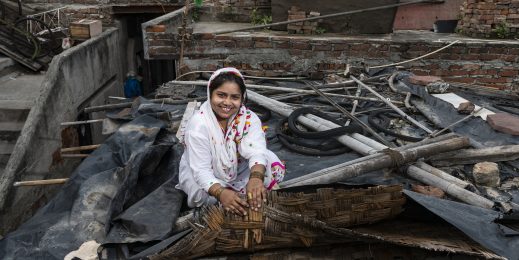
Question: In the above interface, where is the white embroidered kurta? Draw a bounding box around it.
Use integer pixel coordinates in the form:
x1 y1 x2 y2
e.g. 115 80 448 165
177 107 285 208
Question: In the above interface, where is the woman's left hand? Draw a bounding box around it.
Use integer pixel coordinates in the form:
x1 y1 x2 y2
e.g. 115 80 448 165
246 178 266 211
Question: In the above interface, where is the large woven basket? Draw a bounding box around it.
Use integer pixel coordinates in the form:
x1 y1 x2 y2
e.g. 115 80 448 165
152 185 405 259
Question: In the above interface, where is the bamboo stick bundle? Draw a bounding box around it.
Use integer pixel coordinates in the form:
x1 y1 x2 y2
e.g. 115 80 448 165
286 137 470 187
281 133 458 188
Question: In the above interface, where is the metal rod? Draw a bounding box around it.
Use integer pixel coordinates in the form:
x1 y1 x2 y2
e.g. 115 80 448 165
306 83 394 147
170 80 404 105
351 76 433 134
83 98 202 113
213 0 434 35
429 107 483 138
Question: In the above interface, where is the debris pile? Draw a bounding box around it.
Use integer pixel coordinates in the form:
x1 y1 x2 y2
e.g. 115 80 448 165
1 67 519 259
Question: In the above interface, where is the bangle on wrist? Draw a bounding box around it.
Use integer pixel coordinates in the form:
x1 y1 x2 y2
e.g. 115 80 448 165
250 171 265 181
214 187 225 201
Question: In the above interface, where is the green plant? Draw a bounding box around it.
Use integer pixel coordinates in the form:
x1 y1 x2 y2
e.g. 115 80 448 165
250 8 272 26
315 27 326 34
493 22 510 39
191 6 201 22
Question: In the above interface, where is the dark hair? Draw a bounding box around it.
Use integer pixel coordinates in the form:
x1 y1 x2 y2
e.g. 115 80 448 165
209 72 247 101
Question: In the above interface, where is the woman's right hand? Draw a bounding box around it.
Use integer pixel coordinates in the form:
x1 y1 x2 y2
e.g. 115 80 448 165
219 189 249 216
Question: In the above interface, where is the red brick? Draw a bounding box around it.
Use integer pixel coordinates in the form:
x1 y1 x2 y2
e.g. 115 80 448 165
291 41 311 50
487 113 519 135
146 25 166 33
499 70 519 77
236 40 254 48
313 44 332 51
333 44 348 51
255 41 272 48
408 75 443 85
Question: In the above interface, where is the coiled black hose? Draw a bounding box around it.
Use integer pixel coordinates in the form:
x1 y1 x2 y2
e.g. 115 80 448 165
275 107 364 156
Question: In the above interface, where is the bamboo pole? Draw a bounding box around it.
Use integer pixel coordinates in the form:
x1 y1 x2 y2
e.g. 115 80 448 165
407 165 494 209
60 154 89 158
351 76 433 134
415 161 473 190
428 145 519 166
287 137 470 186
14 178 69 187
213 0 434 35
280 133 458 188
168 81 404 105
247 90 379 155
61 119 104 127
61 144 101 153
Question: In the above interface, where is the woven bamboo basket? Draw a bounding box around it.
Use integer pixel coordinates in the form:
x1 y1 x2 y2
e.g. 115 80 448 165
152 185 405 259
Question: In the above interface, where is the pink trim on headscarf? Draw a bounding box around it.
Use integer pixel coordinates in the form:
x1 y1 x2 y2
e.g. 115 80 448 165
267 180 278 190
271 161 286 170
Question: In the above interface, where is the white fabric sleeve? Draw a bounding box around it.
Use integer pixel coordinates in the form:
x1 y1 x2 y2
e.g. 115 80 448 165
184 129 221 192
238 112 268 169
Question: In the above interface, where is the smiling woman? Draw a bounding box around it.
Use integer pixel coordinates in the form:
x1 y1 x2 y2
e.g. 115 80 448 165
176 68 286 216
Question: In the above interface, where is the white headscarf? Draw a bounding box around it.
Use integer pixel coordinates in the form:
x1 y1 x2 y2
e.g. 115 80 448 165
198 68 249 183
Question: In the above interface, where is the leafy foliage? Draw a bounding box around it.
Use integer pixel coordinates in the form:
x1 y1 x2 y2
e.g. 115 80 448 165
250 8 272 26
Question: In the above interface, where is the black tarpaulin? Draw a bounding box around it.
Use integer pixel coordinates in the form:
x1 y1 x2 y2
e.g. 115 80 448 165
0 115 185 259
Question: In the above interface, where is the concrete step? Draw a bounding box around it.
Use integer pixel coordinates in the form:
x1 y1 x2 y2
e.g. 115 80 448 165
0 56 14 72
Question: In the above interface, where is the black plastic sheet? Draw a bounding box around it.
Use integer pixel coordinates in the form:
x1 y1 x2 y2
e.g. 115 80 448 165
0 115 185 259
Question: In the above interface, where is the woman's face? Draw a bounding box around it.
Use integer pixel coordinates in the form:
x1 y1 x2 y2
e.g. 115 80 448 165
210 81 243 121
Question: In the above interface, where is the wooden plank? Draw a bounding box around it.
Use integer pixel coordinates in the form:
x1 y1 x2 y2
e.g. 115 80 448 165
429 145 519 166
0 42 42 71
176 101 201 143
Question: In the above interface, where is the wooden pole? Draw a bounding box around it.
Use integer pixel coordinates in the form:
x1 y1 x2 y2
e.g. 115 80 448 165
14 178 68 187
429 145 519 166
406 165 494 209
61 144 101 153
281 133 458 188
351 76 433 134
288 137 470 186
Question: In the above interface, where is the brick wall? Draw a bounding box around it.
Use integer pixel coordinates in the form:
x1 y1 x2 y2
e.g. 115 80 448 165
459 0 519 38
144 29 519 91
62 6 113 26
207 0 271 22
24 0 181 4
